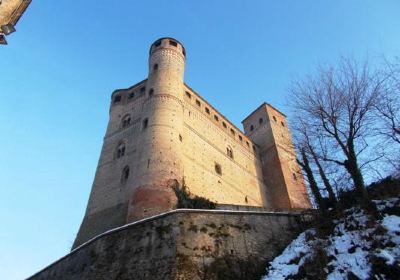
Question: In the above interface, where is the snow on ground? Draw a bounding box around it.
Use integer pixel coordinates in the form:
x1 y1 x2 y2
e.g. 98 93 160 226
262 198 400 280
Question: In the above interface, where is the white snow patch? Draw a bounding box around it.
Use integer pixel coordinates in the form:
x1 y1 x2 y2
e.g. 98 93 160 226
262 197 400 280
382 215 400 232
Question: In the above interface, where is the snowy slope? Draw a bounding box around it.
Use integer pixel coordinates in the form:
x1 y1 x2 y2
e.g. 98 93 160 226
262 198 400 280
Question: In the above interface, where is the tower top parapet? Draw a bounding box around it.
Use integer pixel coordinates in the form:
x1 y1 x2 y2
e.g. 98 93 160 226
149 37 186 58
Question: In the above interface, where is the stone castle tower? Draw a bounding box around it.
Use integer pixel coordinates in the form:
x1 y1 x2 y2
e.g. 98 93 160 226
73 37 310 248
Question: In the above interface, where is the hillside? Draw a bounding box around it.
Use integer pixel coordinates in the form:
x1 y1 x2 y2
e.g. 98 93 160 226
262 198 400 280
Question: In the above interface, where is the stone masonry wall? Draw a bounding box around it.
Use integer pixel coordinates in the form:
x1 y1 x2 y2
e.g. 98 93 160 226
29 210 308 280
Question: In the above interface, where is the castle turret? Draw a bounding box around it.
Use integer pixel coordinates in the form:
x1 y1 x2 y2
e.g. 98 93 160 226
72 39 310 250
242 103 311 209
126 38 186 222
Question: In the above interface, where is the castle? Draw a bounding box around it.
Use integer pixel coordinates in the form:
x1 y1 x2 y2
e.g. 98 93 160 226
73 37 310 249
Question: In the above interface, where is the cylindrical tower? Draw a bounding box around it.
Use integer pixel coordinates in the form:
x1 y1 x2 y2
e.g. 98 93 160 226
126 38 186 222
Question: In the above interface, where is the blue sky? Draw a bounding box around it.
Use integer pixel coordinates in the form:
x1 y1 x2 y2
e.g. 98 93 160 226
0 1 399 279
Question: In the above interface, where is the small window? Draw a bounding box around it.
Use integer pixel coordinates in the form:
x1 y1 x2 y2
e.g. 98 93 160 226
116 143 126 159
230 128 235 135
293 173 297 180
222 122 227 128
239 135 242 141
196 99 201 107
154 40 161 47
214 115 219 121
250 125 254 131
215 163 222 175
169 40 178 47
259 118 263 124
153 64 158 71
205 107 210 114
182 48 186 56
252 145 256 152
185 91 191 99
129 92 135 99
281 121 285 127
140 87 146 93
179 134 183 142
121 166 130 182
142 118 148 130
246 141 250 147
149 89 154 97
273 116 277 122
121 115 131 128
226 146 234 159
114 95 121 103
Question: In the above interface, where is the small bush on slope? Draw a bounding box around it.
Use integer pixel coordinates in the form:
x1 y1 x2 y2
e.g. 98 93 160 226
262 198 400 280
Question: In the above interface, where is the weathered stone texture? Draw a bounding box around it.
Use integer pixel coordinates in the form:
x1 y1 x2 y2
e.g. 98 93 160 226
72 37 311 249
29 211 307 280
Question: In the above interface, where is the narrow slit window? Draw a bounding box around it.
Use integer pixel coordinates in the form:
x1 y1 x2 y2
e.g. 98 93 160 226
293 173 297 180
239 135 243 141
196 99 201 107
273 116 277 122
149 89 154 97
230 128 235 135
281 121 285 127
185 91 191 98
129 92 135 99
142 118 148 130
116 143 126 159
250 125 254 131
153 64 158 71
205 107 210 114
215 163 222 175
140 87 146 93
222 122 227 128
121 166 130 182
214 115 219 121
169 40 178 47
226 146 234 159
259 118 263 124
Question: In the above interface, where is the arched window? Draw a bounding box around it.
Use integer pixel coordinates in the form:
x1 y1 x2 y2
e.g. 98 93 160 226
121 114 131 128
226 146 234 159
116 142 126 159
114 95 121 103
121 166 130 182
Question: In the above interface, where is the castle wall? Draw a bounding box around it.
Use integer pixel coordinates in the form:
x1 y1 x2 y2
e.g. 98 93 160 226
181 85 268 207
29 211 308 280
73 38 310 249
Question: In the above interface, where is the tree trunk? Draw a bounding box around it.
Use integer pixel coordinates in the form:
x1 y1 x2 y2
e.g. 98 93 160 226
309 147 337 205
299 149 327 214
344 147 373 209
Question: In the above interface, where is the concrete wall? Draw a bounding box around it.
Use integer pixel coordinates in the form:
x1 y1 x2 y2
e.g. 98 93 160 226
29 211 308 280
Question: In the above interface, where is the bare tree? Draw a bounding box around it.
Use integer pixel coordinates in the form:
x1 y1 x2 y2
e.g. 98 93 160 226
297 147 327 214
376 58 400 145
293 120 337 209
289 58 385 209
